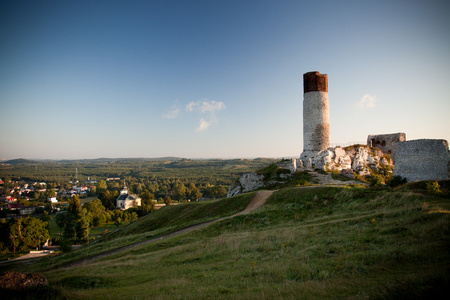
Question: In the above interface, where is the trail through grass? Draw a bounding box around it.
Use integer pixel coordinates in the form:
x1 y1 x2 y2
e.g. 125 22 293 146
1 185 449 299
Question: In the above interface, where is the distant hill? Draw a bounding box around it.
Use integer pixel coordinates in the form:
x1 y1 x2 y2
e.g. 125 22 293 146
4 157 185 164
57 157 185 163
4 158 40 164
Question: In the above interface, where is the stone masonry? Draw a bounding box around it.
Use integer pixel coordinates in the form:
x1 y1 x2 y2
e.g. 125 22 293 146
300 71 330 164
367 133 406 162
394 139 449 182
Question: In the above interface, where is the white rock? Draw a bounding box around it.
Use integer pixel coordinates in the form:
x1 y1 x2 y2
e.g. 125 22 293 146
227 182 242 198
296 159 304 170
303 158 313 169
338 155 352 170
276 158 297 174
313 149 334 170
334 147 346 159
239 173 265 193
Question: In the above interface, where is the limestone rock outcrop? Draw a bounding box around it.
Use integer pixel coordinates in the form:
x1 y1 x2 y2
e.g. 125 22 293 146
227 173 265 197
227 145 394 197
300 145 393 176
227 159 297 197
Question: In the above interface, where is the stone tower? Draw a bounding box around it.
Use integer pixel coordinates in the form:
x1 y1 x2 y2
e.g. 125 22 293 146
300 71 330 163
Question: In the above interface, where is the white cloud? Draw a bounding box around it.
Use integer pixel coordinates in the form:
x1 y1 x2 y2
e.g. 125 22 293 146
186 100 226 113
163 103 181 119
187 100 226 132
165 99 226 132
163 108 180 119
357 94 376 110
196 118 211 132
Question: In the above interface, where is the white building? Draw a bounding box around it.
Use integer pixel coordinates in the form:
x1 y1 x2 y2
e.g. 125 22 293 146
47 197 58 203
116 181 141 210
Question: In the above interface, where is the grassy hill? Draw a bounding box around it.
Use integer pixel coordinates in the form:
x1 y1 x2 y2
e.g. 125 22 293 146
1 183 449 299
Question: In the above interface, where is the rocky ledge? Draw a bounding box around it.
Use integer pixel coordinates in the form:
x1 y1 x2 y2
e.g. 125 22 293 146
228 145 393 197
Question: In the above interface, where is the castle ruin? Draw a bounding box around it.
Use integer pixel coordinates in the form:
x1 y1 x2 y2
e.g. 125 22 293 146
298 71 449 182
300 71 330 165
367 133 406 162
393 139 449 182
227 71 449 197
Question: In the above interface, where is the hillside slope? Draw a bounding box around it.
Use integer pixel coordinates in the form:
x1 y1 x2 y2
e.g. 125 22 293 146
2 184 450 299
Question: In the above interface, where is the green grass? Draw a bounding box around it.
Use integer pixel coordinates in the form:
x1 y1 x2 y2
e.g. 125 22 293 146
48 215 124 240
1 184 449 299
0 193 255 273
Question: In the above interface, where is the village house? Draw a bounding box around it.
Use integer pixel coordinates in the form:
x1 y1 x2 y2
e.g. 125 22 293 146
47 196 58 203
0 195 17 203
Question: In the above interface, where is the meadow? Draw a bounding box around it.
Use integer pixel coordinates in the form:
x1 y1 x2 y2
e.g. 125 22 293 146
1 183 449 299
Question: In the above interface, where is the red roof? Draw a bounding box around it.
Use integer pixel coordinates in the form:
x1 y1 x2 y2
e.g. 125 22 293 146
8 203 22 209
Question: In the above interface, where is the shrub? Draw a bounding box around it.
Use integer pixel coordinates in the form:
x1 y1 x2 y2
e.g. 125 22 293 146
426 181 441 195
389 175 407 187
369 175 383 187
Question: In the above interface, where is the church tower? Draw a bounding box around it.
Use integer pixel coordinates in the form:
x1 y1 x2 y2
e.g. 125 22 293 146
120 180 128 195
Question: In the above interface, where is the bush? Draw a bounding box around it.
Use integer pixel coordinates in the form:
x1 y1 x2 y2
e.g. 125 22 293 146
389 175 407 187
426 181 441 195
369 175 383 187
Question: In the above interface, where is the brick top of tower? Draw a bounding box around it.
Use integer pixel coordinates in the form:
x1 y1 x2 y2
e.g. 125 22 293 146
303 71 328 93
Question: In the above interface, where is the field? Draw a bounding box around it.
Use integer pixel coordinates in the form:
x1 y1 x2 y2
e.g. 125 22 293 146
0 158 277 186
1 183 449 299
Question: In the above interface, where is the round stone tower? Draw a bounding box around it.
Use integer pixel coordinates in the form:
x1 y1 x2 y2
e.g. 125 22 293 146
300 71 330 163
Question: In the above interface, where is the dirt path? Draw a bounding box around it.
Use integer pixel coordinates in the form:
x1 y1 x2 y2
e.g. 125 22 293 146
59 190 274 269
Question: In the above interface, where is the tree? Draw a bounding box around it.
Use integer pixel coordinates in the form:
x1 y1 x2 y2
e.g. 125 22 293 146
130 212 138 222
41 211 52 232
164 196 172 206
100 190 118 210
88 185 97 196
84 199 106 226
9 218 22 255
46 189 56 198
139 190 155 216
68 196 81 215
97 180 107 194
21 217 50 250
147 182 159 194
63 214 77 241
10 217 50 251
113 210 123 226
76 208 92 241
55 213 67 237
217 185 227 198
173 183 186 200
33 191 41 201
187 183 201 200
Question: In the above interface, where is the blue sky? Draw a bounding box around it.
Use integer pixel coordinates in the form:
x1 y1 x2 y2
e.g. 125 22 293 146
1 0 449 160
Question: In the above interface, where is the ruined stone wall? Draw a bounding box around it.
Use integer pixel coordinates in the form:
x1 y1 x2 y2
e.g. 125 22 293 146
301 71 330 161
367 133 406 161
394 139 449 182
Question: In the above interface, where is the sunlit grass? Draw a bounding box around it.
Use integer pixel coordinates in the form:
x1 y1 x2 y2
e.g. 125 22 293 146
2 185 449 299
